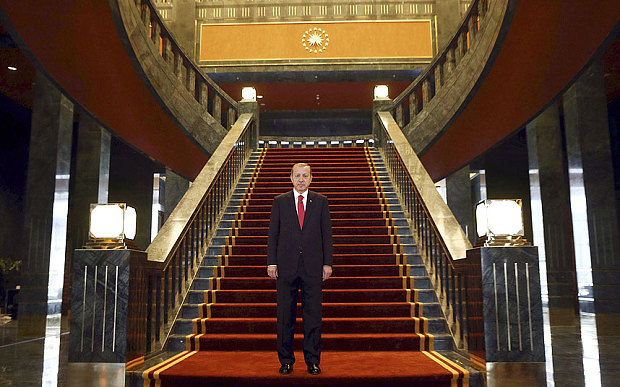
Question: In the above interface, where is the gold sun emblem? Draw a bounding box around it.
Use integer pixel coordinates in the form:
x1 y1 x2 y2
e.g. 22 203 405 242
301 27 329 53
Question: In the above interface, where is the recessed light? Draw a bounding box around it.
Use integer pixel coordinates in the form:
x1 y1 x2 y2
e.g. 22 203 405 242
7 66 17 71
257 95 263 99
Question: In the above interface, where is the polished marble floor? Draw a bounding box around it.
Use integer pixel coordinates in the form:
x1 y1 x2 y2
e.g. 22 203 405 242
0 308 618 386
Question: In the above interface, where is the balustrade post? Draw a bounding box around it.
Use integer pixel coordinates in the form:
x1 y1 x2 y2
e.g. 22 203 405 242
213 94 222 123
408 93 417 121
468 14 478 44
422 79 432 104
141 3 149 28
173 51 182 81
435 64 444 91
150 12 159 47
227 107 236 130
186 67 196 97
163 37 174 72
445 47 456 76
202 84 209 110
395 104 404 127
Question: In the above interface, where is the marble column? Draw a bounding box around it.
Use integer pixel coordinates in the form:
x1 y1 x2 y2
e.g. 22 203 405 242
484 133 534 243
108 138 155 251
563 59 620 336
446 165 476 244
19 71 74 336
169 0 196 56
435 0 462 49
163 168 189 223
526 102 579 326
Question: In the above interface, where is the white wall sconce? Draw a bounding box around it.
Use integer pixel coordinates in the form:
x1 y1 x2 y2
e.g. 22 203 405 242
475 199 528 246
241 87 257 101
87 203 137 249
374 85 389 99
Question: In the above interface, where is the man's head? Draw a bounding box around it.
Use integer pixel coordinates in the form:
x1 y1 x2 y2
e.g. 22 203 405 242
291 163 312 194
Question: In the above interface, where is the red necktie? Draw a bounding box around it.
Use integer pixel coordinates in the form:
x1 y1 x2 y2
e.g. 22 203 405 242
298 195 305 229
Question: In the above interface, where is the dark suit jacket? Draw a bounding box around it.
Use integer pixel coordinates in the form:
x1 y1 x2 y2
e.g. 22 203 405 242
267 190 333 280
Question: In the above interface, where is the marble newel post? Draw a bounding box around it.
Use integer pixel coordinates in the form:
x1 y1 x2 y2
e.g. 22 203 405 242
238 98 260 148
466 246 545 362
19 72 74 336
69 249 148 363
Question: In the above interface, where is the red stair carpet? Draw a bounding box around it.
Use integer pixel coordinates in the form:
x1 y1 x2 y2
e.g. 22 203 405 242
143 147 469 386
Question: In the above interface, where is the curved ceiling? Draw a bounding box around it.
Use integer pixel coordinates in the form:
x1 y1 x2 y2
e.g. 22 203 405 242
420 0 620 180
0 0 207 179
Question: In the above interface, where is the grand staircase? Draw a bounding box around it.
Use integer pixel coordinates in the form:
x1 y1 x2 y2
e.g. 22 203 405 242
142 147 475 386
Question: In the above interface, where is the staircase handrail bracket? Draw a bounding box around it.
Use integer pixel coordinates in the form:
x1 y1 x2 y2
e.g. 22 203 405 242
147 113 255 264
377 112 472 260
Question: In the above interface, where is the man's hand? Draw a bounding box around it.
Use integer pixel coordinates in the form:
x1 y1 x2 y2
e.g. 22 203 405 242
267 265 278 279
322 265 332 281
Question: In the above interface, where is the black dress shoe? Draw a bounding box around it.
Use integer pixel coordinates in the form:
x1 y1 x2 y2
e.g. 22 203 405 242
307 363 321 375
279 364 293 375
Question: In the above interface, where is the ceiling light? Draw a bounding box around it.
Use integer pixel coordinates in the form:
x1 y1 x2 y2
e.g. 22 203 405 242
7 66 17 71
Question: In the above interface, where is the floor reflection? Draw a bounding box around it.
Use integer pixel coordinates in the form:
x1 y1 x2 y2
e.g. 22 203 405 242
0 307 618 386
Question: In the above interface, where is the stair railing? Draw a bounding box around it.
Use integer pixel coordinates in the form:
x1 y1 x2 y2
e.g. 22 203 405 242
374 111 473 351
390 0 488 131
140 113 257 354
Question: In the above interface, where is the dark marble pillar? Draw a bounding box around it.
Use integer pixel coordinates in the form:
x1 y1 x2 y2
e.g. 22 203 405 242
63 113 111 315
19 72 74 336
435 0 462 48
446 165 476 244
169 0 196 56
108 138 154 251
465 246 545 362
484 133 534 243
563 59 620 336
526 102 580 326
69 113 111 250
163 168 189 223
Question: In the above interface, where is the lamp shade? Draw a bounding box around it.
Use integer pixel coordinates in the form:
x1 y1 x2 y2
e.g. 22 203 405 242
475 199 525 246
374 85 389 99
89 203 136 241
241 87 256 101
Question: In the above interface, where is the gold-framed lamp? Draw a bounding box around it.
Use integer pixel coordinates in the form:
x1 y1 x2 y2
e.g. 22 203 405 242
86 203 138 249
475 199 529 247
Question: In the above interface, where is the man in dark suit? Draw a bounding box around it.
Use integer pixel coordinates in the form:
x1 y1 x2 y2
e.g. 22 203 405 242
267 162 333 376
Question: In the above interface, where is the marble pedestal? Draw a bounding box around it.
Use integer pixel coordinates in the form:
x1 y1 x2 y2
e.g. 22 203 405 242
466 247 545 362
69 249 148 363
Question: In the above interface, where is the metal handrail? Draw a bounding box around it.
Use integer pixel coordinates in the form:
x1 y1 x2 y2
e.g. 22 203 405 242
139 113 256 353
375 111 472 350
